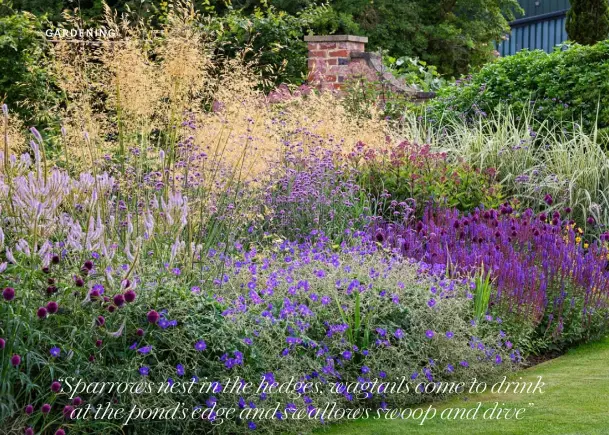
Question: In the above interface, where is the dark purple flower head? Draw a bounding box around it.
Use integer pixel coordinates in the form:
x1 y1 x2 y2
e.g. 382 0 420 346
83 260 94 270
51 381 62 393
544 194 553 205
46 301 58 314
52 254 60 264
74 277 84 287
136 328 145 336
24 404 34 415
2 287 15 301
37 307 48 319
25 428 34 435
96 315 105 326
113 294 125 307
147 310 160 324
55 429 66 435
587 216 596 225
41 403 51 414
72 396 83 406
0 338 5 349
11 354 21 367
124 290 136 303
63 404 75 419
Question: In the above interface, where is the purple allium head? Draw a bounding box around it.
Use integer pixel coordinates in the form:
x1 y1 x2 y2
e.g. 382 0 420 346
41 403 51 414
124 290 137 303
55 429 66 435
113 294 125 307
587 216 596 225
74 277 84 287
544 194 553 205
0 338 5 349
96 315 105 326
24 404 34 415
147 310 160 324
50 347 61 358
2 287 15 301
25 428 34 435
63 404 75 419
194 340 207 352
72 396 83 406
46 301 59 314
83 260 94 270
136 328 145 336
51 381 62 393
11 354 21 367
95 340 103 348
37 307 48 319
51 254 60 264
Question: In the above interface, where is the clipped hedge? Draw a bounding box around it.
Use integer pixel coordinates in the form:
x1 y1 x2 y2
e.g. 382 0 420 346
425 41 609 134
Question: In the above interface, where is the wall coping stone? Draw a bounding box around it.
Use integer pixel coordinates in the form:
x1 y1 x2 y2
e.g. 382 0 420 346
304 35 368 43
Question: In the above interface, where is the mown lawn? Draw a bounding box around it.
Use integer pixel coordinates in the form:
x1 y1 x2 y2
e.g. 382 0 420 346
319 337 609 435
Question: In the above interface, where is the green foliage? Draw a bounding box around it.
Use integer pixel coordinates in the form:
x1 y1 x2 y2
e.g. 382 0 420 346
426 41 609 134
566 0 609 45
473 266 492 321
384 55 447 92
330 0 522 77
191 4 358 88
359 142 504 218
0 8 58 125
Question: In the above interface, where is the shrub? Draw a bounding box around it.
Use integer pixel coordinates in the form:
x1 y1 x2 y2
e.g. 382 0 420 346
566 0 609 45
355 140 504 219
426 41 609 134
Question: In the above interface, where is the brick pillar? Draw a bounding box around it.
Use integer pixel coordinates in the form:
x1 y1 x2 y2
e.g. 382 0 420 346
304 35 368 91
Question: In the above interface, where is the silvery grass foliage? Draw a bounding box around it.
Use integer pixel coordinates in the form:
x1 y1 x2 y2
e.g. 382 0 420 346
397 107 609 238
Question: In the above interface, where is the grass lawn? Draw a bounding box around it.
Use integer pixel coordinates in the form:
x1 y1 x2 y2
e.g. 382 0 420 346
319 337 609 435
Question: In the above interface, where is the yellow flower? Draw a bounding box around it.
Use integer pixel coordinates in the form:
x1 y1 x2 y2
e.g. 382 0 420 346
584 243 589 249
577 228 584 234
576 236 582 244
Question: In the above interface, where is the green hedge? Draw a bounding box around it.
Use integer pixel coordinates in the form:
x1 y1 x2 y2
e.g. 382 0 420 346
426 41 609 134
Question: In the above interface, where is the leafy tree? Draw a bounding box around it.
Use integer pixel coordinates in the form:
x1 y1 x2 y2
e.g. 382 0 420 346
566 0 609 45
0 3 58 125
329 0 522 77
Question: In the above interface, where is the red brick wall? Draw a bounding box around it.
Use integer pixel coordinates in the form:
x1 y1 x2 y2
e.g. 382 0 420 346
304 35 368 91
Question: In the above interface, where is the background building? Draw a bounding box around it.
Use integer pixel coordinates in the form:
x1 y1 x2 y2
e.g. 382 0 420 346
498 0 571 55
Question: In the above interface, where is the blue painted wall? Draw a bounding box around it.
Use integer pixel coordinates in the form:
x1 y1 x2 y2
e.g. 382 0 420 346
497 1 570 55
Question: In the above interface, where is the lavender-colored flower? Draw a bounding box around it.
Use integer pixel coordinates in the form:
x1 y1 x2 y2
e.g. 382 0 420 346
176 364 185 376
50 347 61 358
139 366 150 376
425 330 435 339
138 345 152 354
194 340 207 351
